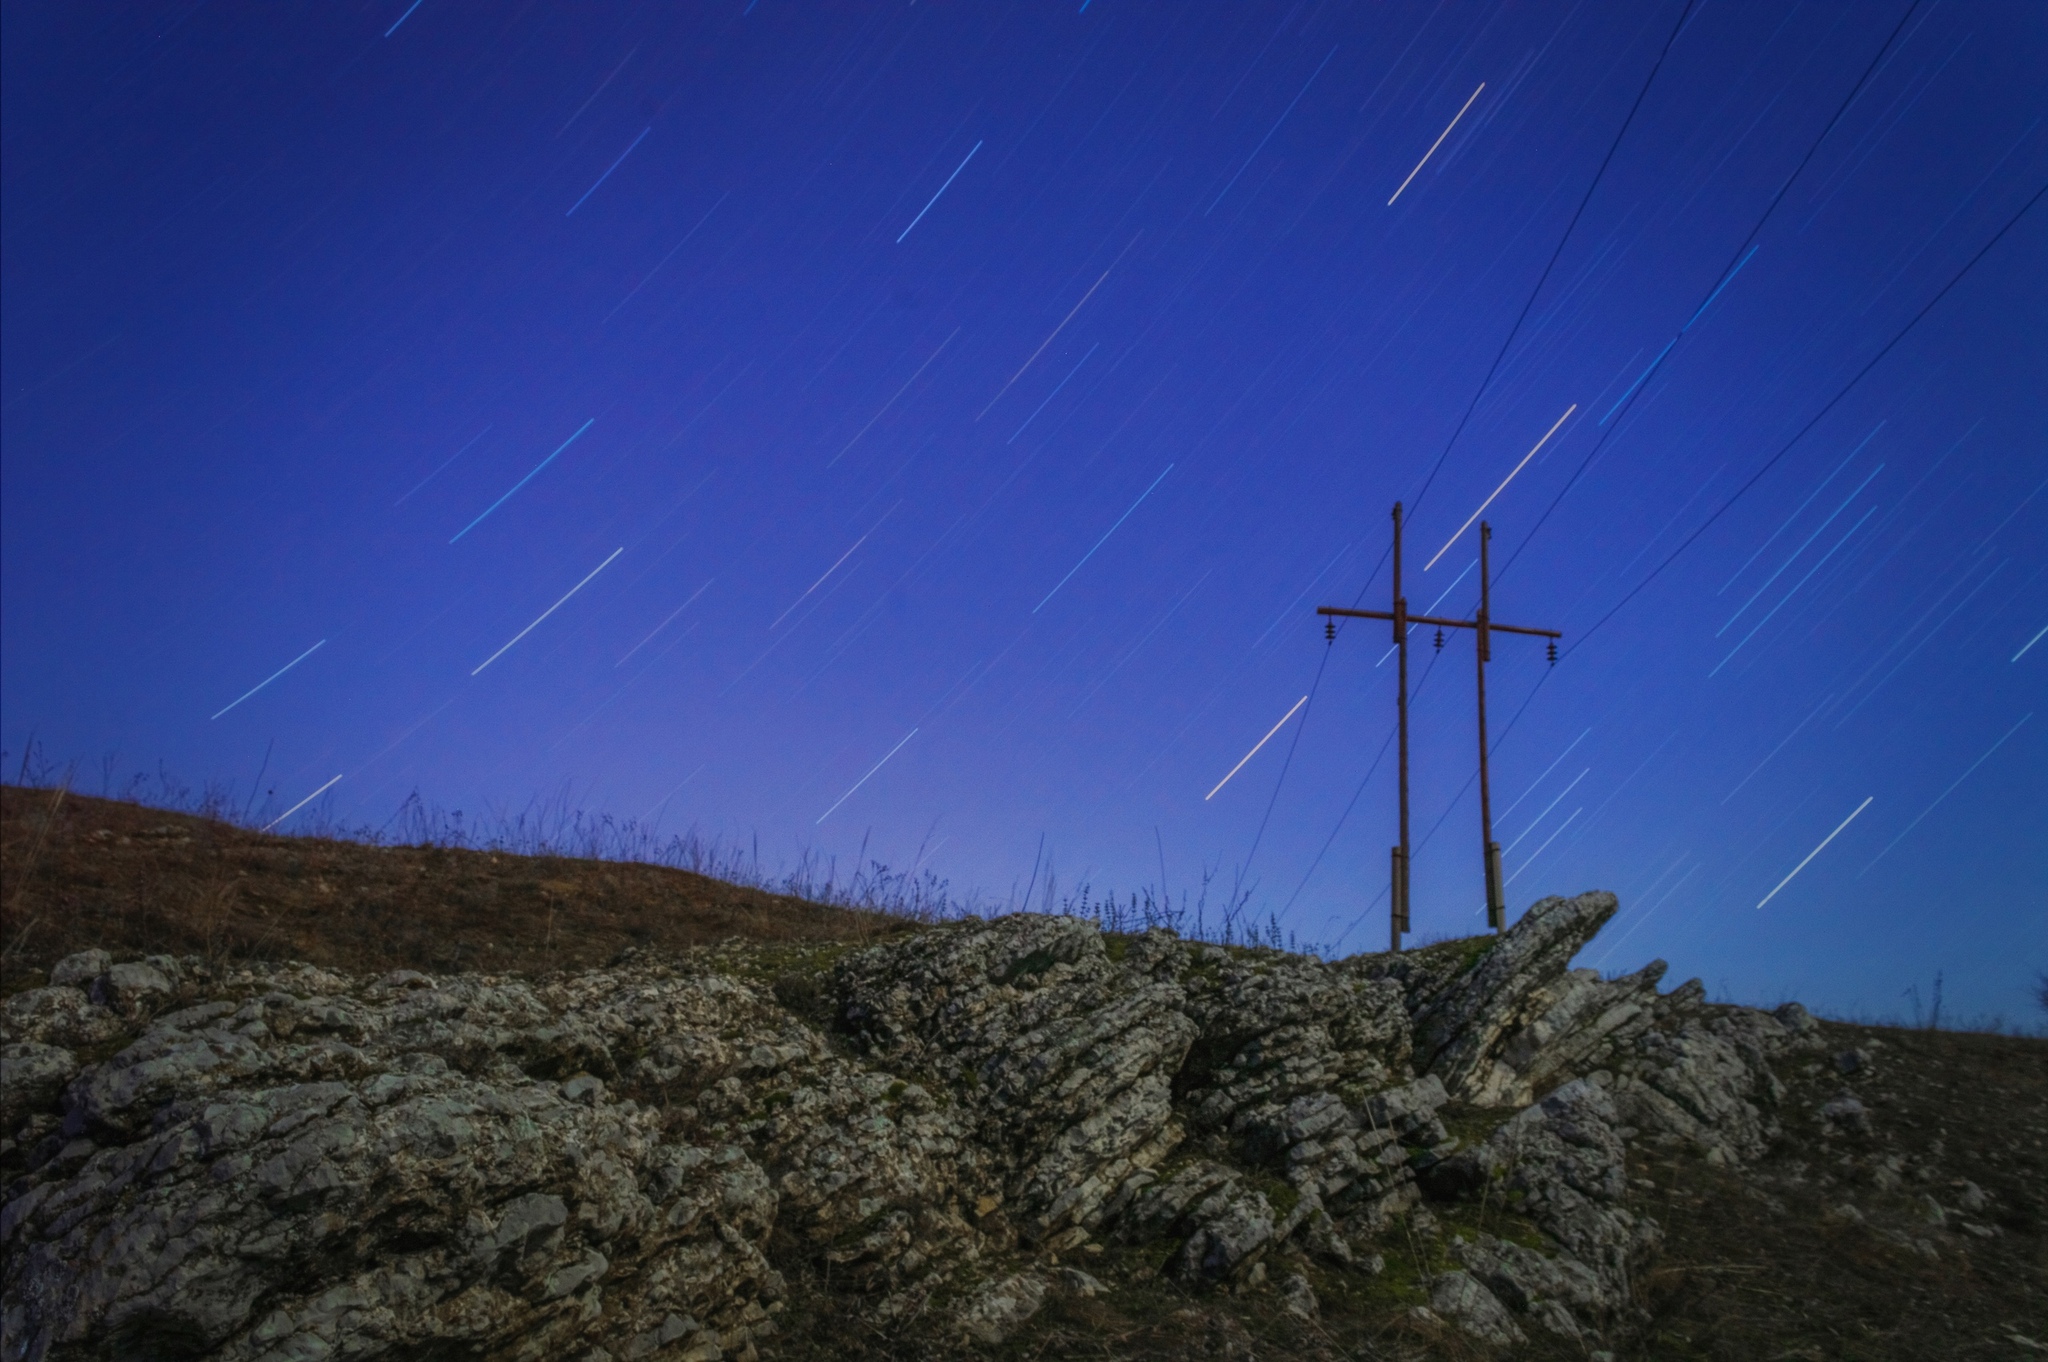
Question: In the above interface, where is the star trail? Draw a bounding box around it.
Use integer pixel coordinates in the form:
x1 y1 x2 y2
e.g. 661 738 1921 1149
2 0 2042 1021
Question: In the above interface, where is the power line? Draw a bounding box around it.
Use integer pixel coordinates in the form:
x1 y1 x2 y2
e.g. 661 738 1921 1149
1567 178 2045 658
1249 0 1701 897
1341 0 1991 922
1278 641 1457 918
1498 0 1929 580
1402 0 1702 524
1235 639 1333 896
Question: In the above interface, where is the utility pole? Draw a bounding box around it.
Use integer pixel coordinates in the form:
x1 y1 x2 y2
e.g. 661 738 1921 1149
1475 523 1501 929
1391 503 1410 949
1319 509 1559 948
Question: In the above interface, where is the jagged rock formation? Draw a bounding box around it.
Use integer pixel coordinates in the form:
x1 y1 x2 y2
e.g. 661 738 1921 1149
0 891 1826 1359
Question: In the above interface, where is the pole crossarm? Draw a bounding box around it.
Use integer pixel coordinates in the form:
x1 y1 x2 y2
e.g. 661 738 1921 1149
1316 606 1561 640
1317 509 1561 950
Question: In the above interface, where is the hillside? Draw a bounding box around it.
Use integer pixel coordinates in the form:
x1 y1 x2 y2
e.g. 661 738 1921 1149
1 788 2042 1360
0 785 908 979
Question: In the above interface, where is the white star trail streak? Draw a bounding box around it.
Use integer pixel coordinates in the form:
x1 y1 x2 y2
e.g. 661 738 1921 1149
617 579 713 666
211 640 327 720
1034 464 1173 612
450 419 594 542
831 330 959 466
383 0 423 38
602 192 729 323
817 729 918 824
559 46 639 138
1756 797 1873 909
1010 343 1097 444
897 141 982 243
1426 405 1575 569
1859 714 2032 875
566 127 651 216
263 774 342 831
978 232 1139 419
1711 504 1877 676
1504 807 1580 887
472 548 623 675
395 426 490 506
1498 729 1592 820
1723 693 1836 804
772 524 882 630
1718 426 1883 593
1717 465 1883 637
1206 696 1307 800
1388 83 1485 205
1208 46 1337 215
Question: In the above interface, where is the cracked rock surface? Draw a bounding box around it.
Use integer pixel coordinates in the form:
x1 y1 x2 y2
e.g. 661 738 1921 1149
2 891 1832 1358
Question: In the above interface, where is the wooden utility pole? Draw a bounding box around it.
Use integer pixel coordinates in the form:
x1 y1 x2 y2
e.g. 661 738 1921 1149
1391 503 1410 949
1319 509 1559 948
1475 523 1502 928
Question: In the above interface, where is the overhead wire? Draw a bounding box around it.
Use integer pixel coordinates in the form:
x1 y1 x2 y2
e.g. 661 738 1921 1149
1245 0 1704 911
1497 0 1930 583
1563 178 2044 658
1376 178 2043 927
1353 0 2029 928
1401 0 1702 524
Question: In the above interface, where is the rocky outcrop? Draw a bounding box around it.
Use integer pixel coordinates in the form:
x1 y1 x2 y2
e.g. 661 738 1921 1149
1389 891 1646 1105
3 960 794 1362
1 890 1826 1358
836 916 1194 1249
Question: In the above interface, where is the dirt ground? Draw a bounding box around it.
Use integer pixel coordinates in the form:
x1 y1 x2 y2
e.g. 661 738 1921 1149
1621 1019 2048 1360
3 786 2042 1359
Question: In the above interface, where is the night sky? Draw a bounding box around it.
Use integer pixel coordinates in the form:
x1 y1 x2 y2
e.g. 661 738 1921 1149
4 1 2043 1020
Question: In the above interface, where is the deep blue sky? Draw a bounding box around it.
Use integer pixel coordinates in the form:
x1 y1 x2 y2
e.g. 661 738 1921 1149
4 1 2043 1019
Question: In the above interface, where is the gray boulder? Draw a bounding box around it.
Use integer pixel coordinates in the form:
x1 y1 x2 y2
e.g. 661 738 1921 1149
1111 1160 1280 1282
1405 891 1623 1104
952 1271 1048 1344
0 1044 78 1131
1453 1231 1610 1337
1428 1075 1657 1312
47 950 111 989
1429 1270 1525 1345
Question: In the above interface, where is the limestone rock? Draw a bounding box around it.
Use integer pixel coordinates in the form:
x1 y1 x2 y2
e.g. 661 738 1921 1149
1406 891 1623 1104
47 950 111 989
953 1271 1047 1344
1820 1091 1872 1135
1453 1231 1610 1330
1429 1270 1525 1345
1 985 125 1053
1057 1266 1107 1297
1177 950 1410 1130
91 960 176 1017
836 917 1196 1243
0 887 1829 1358
1612 1022 1780 1162
0 1044 77 1130
1280 1270 1318 1320
3 959 800 1361
1112 1160 1280 1283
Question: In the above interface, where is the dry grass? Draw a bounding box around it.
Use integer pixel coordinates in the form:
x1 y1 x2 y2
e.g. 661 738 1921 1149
1623 1019 2048 1360
0 785 914 984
